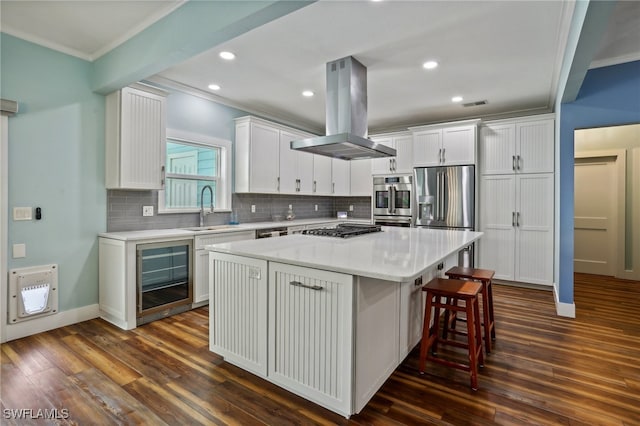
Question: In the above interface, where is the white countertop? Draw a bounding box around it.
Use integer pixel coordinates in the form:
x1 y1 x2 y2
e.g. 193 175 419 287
206 227 482 282
98 218 370 241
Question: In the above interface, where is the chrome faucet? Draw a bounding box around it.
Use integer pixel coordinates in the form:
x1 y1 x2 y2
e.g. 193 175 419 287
199 185 214 227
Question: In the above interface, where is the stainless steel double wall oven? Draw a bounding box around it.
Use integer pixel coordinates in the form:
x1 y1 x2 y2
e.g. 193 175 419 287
372 175 413 227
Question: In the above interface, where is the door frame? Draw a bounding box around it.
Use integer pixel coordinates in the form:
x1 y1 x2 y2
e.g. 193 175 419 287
1 116 8 342
574 149 626 279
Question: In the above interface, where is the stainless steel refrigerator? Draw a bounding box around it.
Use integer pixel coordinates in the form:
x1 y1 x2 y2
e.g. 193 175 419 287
414 165 475 265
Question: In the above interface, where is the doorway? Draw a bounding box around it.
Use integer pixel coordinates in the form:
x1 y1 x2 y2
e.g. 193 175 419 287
574 152 623 276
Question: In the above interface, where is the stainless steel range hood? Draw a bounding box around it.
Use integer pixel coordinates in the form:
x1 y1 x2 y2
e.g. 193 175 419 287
290 56 396 160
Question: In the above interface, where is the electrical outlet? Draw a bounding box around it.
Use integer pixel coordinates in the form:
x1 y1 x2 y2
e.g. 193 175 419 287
349 205 354 211
288 204 292 210
315 204 318 211
251 205 256 213
142 206 154 216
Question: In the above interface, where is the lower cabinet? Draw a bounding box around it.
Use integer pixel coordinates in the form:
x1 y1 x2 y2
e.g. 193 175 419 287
479 173 554 285
268 262 354 415
194 230 255 304
209 253 268 376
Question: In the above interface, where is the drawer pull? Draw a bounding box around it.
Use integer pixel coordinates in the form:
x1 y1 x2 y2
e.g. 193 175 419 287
290 281 323 291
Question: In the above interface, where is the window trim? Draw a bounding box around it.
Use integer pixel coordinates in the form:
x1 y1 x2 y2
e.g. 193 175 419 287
158 128 232 214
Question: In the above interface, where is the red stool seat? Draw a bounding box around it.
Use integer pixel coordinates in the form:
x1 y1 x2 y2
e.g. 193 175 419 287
419 277 484 390
445 266 496 354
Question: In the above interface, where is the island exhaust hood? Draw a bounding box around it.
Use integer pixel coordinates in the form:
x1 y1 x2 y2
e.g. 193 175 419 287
290 56 396 160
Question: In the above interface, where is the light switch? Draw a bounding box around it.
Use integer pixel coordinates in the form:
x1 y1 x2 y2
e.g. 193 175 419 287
251 205 256 213
13 207 32 221
13 243 26 258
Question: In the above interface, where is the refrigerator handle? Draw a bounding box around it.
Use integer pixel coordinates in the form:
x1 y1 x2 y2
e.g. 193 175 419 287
439 171 445 221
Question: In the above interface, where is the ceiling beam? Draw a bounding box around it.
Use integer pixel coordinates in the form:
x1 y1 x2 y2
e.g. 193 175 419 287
91 1 314 95
562 0 617 103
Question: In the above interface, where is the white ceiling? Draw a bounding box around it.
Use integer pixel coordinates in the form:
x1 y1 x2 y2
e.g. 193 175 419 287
2 0 639 134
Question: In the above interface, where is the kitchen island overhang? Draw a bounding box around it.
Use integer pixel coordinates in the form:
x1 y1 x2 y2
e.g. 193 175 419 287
205 227 482 417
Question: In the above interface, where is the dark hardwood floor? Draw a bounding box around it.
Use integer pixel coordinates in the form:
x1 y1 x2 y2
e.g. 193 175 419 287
2 273 639 425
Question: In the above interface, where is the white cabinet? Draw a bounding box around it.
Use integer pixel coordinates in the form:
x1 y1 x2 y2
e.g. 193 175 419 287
279 129 314 194
370 132 413 175
268 262 354 415
480 116 554 175
105 84 167 189
312 154 333 195
479 174 554 285
350 159 372 196
332 158 351 195
235 117 281 193
411 120 479 167
236 116 349 195
194 230 255 305
210 252 268 377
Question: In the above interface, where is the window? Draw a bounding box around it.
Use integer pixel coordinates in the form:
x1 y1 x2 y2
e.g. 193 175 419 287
159 129 232 213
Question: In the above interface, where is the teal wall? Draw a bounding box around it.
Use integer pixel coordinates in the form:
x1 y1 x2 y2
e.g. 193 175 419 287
1 34 106 311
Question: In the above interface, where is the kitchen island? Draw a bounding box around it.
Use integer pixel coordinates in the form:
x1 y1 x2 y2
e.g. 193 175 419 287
206 226 482 417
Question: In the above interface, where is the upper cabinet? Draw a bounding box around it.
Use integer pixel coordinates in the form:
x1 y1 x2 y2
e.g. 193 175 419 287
235 116 369 196
105 84 168 190
350 159 372 196
279 129 314 194
332 159 351 196
480 115 554 175
235 116 316 194
410 120 479 167
370 132 413 175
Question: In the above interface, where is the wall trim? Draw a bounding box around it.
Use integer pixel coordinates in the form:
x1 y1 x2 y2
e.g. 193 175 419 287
554 286 576 318
4 304 99 342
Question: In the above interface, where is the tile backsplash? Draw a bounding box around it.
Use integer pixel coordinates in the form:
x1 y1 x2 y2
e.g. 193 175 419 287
107 190 371 232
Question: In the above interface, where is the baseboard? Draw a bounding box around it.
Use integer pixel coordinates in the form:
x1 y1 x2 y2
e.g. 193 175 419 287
553 287 576 318
3 304 99 342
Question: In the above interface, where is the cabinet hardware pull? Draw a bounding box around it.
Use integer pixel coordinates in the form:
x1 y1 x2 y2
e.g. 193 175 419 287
517 155 522 170
277 177 280 191
313 181 317 192
161 165 166 186
441 148 445 164
512 155 516 171
332 182 335 194
389 158 393 171
512 212 516 227
517 212 521 227
393 158 397 171
290 281 323 291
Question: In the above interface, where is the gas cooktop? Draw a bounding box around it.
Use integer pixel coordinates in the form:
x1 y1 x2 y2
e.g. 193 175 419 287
302 224 382 238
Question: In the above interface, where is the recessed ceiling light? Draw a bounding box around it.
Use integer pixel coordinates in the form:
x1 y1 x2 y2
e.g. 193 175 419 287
302 90 314 97
452 96 463 103
422 61 438 70
219 51 235 60
208 84 221 91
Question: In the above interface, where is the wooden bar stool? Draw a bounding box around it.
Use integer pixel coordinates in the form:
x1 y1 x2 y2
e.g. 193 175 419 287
445 266 496 354
419 277 484 390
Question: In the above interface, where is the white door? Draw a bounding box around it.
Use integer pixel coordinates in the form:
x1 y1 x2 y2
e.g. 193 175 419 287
332 159 350 195
313 154 333 195
413 129 442 167
574 156 618 276
515 174 554 285
480 124 515 175
394 135 414 173
479 175 516 281
442 126 475 165
516 119 554 174
249 122 280 193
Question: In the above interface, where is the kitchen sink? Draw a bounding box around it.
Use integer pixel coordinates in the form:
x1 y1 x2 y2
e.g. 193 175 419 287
182 225 240 232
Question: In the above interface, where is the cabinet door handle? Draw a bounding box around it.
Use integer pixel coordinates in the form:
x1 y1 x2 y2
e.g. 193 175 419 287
441 148 445 164
517 212 521 227
161 165 166 186
393 158 397 171
512 155 516 171
313 180 317 193
517 155 522 171
277 177 280 191
332 182 335 194
512 212 516 227
290 281 323 291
